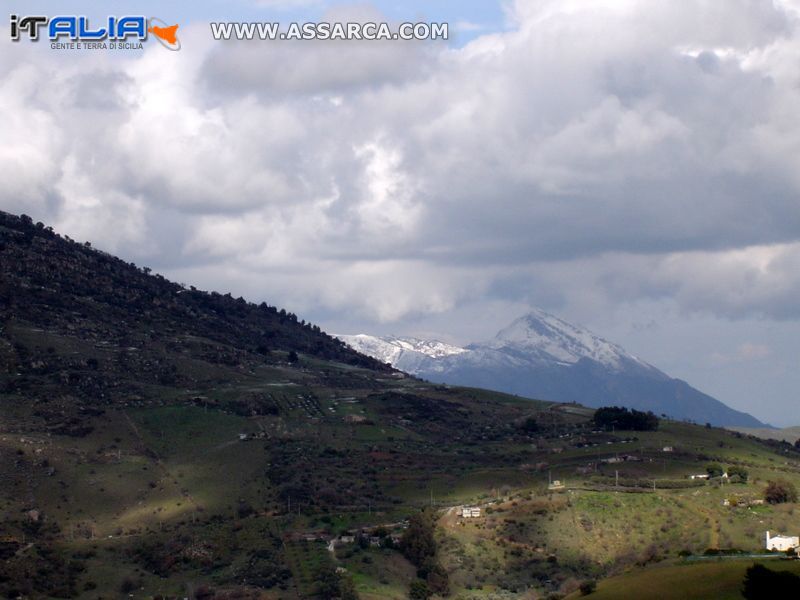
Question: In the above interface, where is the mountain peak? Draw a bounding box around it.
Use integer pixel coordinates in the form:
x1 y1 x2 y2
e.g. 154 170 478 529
337 308 764 427
488 309 640 369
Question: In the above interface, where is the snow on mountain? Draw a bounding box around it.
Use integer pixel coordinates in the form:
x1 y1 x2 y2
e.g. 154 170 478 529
391 337 469 359
337 309 765 428
335 334 467 372
338 310 652 375
486 308 648 370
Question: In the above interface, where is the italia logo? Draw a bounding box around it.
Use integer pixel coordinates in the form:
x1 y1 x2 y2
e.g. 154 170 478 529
9 15 181 50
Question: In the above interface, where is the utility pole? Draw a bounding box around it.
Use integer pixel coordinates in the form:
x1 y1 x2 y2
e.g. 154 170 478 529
615 470 619 490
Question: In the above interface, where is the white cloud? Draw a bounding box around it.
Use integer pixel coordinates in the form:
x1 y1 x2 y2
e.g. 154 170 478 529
3 0 800 328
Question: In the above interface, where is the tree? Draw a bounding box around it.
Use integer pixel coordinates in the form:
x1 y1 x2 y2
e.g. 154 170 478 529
705 463 724 478
339 575 359 600
400 510 437 568
764 479 798 504
742 564 800 598
593 407 659 431
727 465 749 483
287 350 299 364
315 565 359 600
519 416 540 434
580 580 597 595
425 562 450 596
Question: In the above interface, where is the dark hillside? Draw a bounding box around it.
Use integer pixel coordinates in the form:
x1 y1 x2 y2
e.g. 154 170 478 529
0 211 389 406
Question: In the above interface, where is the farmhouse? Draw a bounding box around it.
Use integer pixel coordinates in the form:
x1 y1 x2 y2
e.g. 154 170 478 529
461 506 481 518
766 531 799 552
690 474 709 480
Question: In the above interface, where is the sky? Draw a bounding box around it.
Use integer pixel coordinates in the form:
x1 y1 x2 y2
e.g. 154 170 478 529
2 0 800 426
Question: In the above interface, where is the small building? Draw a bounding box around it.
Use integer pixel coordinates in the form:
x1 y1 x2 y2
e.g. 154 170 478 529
662 446 674 453
238 433 249 441
690 474 709 480
461 506 481 518
766 531 799 552
548 480 565 491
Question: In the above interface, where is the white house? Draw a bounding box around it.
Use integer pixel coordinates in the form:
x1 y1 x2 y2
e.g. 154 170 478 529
690 474 709 480
766 531 799 552
461 506 481 518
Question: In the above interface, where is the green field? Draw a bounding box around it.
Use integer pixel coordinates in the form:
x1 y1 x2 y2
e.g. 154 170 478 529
565 559 800 599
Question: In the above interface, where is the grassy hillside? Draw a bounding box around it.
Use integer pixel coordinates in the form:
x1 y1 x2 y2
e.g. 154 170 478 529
2 211 800 599
564 559 800 600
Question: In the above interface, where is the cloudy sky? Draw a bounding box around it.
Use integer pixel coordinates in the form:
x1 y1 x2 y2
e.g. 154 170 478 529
3 0 800 425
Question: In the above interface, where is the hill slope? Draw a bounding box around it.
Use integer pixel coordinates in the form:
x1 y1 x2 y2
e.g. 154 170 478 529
1 211 798 600
0 211 389 406
339 310 765 428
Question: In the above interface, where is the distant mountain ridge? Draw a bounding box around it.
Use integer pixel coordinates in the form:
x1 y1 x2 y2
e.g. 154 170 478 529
338 310 766 428
730 426 800 444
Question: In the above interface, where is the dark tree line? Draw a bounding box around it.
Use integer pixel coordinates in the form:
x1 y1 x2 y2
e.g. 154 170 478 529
400 509 450 598
593 406 659 431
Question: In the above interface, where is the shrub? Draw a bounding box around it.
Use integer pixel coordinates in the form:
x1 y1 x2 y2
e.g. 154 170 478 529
764 479 798 504
579 579 597 595
409 579 432 600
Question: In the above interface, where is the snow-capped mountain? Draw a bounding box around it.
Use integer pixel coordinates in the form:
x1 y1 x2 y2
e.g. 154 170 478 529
338 309 765 428
335 334 467 374
484 308 649 370
336 334 466 363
